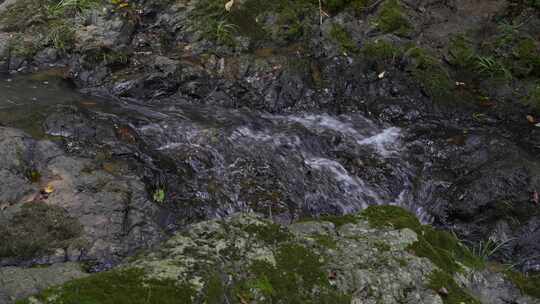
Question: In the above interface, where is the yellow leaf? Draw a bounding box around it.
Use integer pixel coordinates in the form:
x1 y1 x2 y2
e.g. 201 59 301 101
44 185 54 194
225 0 234 12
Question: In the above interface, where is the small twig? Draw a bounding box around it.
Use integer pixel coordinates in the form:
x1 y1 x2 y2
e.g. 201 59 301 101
318 0 323 27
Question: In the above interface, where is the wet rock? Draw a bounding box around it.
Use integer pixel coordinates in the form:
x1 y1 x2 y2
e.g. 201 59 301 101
75 15 134 51
33 48 59 66
0 32 9 71
0 127 164 268
0 263 87 304
466 270 537 304
408 128 540 271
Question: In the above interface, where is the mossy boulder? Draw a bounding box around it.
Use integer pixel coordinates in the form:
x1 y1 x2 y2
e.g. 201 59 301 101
18 206 540 304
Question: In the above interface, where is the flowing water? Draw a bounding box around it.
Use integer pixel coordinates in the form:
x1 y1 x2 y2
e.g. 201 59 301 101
0 73 433 224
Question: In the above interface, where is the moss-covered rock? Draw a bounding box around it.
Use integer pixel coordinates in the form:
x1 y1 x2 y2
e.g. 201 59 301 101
19 206 540 304
374 0 412 36
0 203 83 260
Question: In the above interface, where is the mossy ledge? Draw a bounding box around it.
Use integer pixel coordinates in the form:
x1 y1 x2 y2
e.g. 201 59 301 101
18 206 539 304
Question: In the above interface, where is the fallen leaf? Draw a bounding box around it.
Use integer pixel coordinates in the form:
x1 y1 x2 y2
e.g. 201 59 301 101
225 0 234 11
44 184 54 194
532 191 539 204
437 287 449 296
80 101 97 107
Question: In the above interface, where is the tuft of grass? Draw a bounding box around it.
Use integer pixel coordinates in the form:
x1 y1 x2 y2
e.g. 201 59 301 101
46 21 76 51
471 238 514 262
49 0 101 17
475 56 512 80
215 20 239 46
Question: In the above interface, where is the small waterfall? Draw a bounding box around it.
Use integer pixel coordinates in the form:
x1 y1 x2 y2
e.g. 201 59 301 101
0 74 426 221
136 109 420 219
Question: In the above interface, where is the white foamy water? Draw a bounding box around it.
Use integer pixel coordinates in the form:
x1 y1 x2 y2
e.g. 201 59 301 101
304 157 382 210
357 127 401 156
272 113 402 157
230 126 273 142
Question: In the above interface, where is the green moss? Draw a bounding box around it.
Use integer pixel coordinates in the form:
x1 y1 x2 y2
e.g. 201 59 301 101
0 203 83 259
360 205 421 231
406 47 455 103
314 235 338 249
395 257 408 267
153 188 166 203
237 243 351 303
20 268 196 304
505 270 540 299
320 213 359 227
375 0 412 36
428 270 481 304
330 24 358 54
361 205 484 274
190 0 325 46
244 222 292 245
362 39 401 62
374 241 391 252
512 38 540 77
524 83 540 111
448 34 476 69
410 226 484 274
204 273 225 304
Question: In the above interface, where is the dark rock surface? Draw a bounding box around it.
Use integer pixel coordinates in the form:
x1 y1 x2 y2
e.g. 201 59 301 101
0 127 165 269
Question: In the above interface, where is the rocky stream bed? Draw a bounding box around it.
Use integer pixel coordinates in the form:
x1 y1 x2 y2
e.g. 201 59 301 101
1 0 540 303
